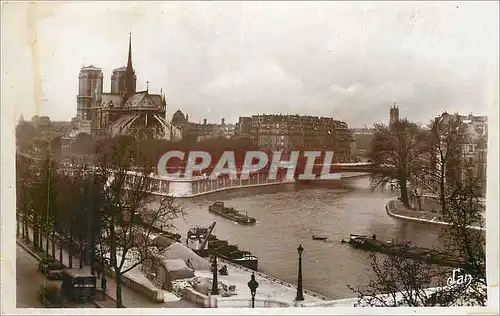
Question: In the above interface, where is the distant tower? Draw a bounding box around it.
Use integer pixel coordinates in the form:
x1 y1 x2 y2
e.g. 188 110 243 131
110 67 128 94
76 65 103 120
389 103 399 126
123 33 137 101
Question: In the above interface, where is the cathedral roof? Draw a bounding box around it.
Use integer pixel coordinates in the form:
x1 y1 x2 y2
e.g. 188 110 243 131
101 94 123 108
172 109 186 121
123 91 164 109
82 65 101 71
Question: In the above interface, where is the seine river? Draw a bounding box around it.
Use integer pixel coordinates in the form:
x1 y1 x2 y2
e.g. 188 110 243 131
153 175 446 299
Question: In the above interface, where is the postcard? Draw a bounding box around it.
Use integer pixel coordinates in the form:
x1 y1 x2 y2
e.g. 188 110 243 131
1 1 498 315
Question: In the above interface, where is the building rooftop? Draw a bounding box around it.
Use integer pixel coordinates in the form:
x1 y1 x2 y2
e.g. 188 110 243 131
113 66 127 72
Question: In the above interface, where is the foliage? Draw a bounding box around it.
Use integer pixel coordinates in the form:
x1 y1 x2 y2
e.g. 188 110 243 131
16 121 41 151
70 132 96 155
16 152 39 242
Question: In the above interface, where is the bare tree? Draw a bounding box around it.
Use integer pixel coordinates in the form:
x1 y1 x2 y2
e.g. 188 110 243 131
423 114 467 213
369 120 427 208
347 243 440 307
439 180 487 305
93 136 185 307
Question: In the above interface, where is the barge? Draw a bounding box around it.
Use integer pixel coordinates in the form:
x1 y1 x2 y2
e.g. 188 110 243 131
187 222 259 271
346 234 469 268
209 201 256 225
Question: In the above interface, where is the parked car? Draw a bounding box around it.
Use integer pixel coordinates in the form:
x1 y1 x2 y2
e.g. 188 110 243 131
38 257 65 280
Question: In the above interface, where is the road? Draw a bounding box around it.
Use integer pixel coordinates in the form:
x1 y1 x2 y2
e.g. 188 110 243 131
16 244 45 308
16 243 98 309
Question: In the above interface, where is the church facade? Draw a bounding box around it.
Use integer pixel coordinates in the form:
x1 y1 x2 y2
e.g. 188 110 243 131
74 34 181 141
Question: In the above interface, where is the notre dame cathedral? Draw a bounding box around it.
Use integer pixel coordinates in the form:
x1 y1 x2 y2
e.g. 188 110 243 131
73 34 181 141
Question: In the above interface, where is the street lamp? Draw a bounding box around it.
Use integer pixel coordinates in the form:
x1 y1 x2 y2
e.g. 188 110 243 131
247 272 259 308
295 244 304 302
211 254 219 295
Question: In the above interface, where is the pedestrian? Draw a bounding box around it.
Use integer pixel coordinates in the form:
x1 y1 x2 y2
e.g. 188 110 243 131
101 276 107 300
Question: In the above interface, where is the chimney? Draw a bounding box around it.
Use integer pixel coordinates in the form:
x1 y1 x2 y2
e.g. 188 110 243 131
221 118 225 125
204 118 207 125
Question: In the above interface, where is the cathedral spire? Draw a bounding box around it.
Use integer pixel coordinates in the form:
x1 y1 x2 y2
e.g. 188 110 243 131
127 32 133 70
124 32 136 100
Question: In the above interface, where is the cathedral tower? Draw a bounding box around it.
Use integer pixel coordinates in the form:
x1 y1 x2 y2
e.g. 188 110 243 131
389 103 399 126
111 67 127 94
76 65 103 120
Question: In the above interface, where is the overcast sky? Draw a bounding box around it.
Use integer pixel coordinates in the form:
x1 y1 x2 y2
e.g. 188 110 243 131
2 1 498 127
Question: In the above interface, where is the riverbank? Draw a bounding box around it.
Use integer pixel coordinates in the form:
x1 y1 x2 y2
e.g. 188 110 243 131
385 199 485 232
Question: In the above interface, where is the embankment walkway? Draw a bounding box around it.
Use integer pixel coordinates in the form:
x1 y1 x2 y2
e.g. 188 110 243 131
385 199 485 232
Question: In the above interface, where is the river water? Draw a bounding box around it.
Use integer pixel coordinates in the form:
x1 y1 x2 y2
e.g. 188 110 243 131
153 175 447 299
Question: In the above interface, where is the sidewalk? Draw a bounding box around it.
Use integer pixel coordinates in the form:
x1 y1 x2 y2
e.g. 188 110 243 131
18 226 165 308
385 199 484 232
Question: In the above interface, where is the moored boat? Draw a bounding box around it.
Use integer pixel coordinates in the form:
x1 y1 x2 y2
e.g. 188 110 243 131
209 201 256 225
186 222 259 271
345 233 470 268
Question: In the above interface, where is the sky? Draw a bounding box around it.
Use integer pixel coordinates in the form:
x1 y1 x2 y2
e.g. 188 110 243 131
2 1 499 127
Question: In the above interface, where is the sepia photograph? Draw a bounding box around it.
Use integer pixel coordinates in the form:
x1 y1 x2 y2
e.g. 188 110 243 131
1 1 498 314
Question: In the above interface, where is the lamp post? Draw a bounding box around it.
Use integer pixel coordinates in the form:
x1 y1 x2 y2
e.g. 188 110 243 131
211 254 219 295
247 272 259 308
295 244 304 302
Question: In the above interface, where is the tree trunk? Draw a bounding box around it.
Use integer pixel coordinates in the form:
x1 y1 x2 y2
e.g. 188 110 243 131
399 178 410 208
21 216 25 239
439 166 446 214
51 227 56 257
79 240 84 269
115 269 124 308
69 231 73 268
38 223 44 249
39 228 43 249
32 224 37 248
34 221 40 248
23 216 28 241
59 238 63 264
45 228 49 255
16 215 20 238
417 194 423 212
